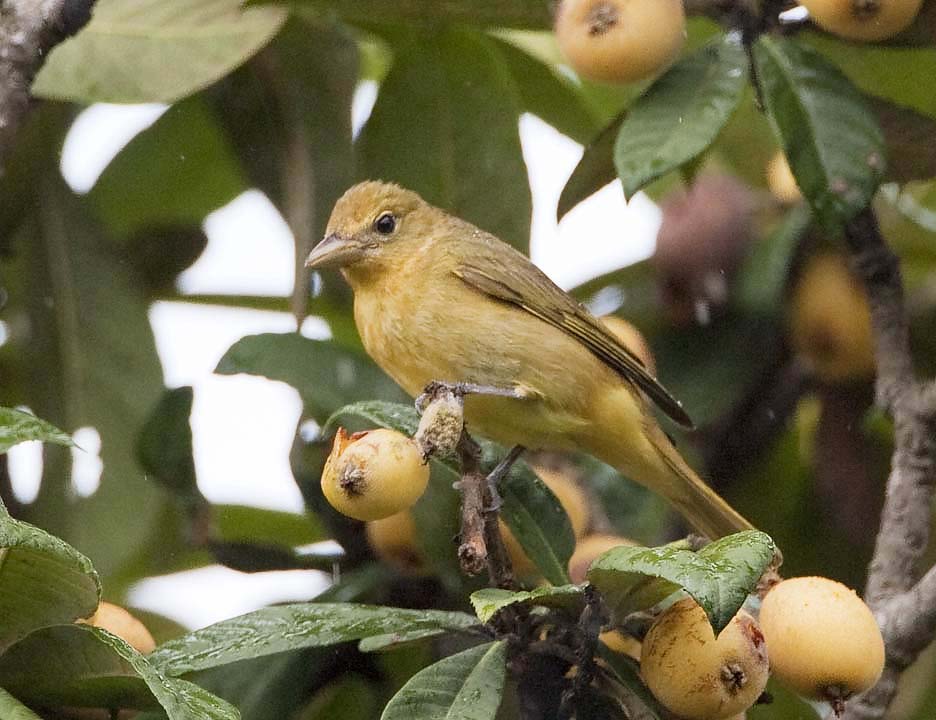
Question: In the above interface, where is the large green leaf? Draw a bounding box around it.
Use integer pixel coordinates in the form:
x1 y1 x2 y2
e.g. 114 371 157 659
470 585 584 624
0 509 100 652
752 36 885 234
137 386 199 502
1 175 170 583
381 641 507 720
150 603 479 676
357 28 532 252
33 0 287 103
557 114 622 221
587 530 776 633
90 98 247 238
614 33 748 199
215 333 408 421
253 0 551 29
0 407 72 454
325 401 575 585
489 37 600 144
0 624 238 719
804 34 936 120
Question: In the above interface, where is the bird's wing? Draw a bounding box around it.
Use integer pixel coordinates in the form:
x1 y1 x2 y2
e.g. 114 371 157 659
453 255 694 428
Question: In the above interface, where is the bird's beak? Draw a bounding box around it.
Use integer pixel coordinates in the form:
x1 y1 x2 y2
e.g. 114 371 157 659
305 233 365 270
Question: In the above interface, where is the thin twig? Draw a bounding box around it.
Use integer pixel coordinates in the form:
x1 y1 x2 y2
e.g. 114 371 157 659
0 0 95 173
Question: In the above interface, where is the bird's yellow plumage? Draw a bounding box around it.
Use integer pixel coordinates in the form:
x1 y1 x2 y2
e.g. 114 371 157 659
307 181 752 539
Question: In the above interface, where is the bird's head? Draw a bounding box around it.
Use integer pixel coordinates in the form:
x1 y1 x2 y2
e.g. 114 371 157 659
306 181 430 282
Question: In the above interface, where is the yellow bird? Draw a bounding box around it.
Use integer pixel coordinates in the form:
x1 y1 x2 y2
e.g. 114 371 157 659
306 181 752 539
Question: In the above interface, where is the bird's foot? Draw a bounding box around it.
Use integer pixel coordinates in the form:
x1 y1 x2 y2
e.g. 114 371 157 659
416 380 527 412
483 445 525 512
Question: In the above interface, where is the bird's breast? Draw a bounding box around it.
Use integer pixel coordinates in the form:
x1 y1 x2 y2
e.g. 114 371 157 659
352 273 611 449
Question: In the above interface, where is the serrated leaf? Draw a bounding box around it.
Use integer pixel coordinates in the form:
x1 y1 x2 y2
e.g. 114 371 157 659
753 36 885 234
0 510 101 653
615 33 748 199
381 641 507 720
250 0 551 29
0 624 238 719
587 530 776 632
33 0 287 104
357 29 532 252
0 406 72 454
215 333 408 420
325 401 575 585
557 114 622 221
470 584 584 623
150 603 478 676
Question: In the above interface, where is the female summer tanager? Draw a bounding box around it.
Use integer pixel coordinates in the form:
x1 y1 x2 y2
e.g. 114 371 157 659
306 181 752 539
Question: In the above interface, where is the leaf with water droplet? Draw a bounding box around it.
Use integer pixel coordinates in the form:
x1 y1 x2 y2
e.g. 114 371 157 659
470 585 585 624
587 530 776 633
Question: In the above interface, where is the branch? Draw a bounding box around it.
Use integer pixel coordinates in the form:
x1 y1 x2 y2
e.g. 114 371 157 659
839 209 936 720
0 0 95 173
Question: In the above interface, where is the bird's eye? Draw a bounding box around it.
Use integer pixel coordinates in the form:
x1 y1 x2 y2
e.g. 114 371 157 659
374 212 396 235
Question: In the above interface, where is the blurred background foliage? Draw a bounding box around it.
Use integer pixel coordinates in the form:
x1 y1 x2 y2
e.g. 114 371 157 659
2 0 936 717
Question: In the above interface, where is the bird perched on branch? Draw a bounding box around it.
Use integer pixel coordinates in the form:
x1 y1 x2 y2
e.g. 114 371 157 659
306 181 752 539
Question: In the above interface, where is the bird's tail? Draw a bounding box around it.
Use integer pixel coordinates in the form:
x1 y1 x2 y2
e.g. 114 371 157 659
651 433 754 539
585 387 754 539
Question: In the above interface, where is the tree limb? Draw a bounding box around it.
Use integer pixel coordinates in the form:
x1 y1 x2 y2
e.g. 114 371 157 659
0 0 95 173
839 209 936 720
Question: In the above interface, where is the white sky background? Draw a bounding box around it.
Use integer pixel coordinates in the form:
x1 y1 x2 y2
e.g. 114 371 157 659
7 84 658 629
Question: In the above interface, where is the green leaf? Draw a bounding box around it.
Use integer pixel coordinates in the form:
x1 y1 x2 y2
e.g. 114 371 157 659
381 641 507 720
557 114 622 221
325 401 576 585
1 162 173 585
215 333 408 421
0 624 238 719
0 509 100 653
614 33 749 199
296 677 380 720
596 647 666 720
0 406 72 454
0 688 42 720
214 504 325 547
150 603 479 676
735 205 812 316
33 0 287 103
470 584 584 623
498 460 575 586
752 36 885 234
587 530 776 632
357 28 532 251
251 0 551 29
804 34 936 120
489 37 600 144
137 387 199 501
90 98 247 237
